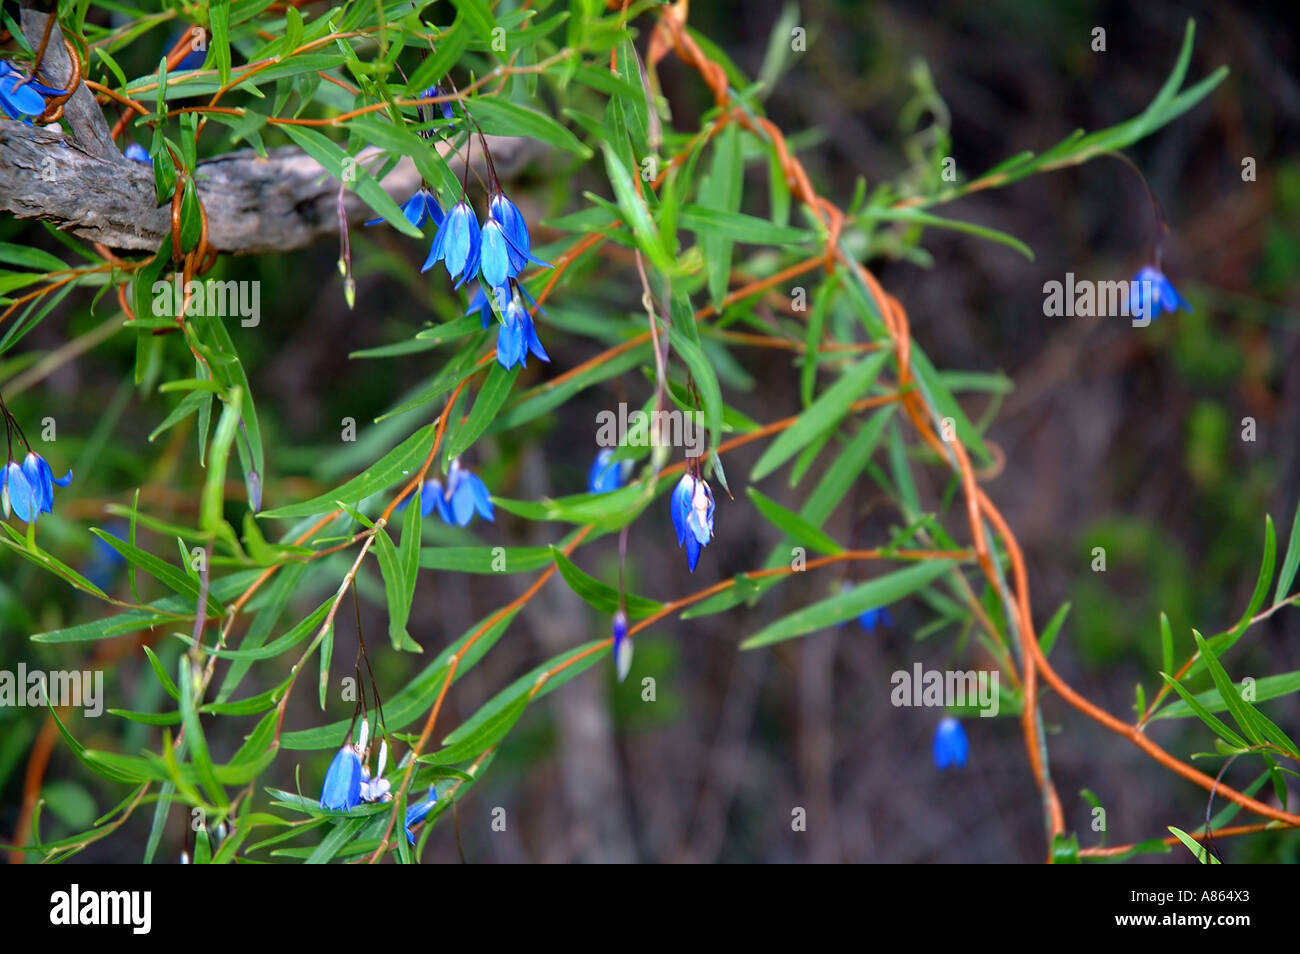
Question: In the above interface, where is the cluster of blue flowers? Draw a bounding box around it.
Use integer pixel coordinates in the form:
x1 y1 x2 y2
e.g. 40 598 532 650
420 190 552 371
367 88 552 372
0 59 65 123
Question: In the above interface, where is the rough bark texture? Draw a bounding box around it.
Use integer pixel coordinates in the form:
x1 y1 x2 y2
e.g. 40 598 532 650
2 5 542 255
19 2 122 162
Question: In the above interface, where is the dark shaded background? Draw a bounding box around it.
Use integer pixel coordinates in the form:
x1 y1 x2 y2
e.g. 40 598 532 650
2 0 1298 862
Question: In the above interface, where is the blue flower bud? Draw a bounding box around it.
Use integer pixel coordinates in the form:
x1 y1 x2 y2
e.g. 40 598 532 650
671 472 714 572
404 785 439 844
612 610 632 683
245 469 262 514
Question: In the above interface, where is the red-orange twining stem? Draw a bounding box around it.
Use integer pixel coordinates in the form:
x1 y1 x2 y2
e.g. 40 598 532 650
652 1 1300 848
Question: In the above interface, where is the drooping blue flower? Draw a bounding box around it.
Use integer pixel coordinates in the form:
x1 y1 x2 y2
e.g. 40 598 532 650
0 60 65 122
612 609 632 683
495 289 549 371
489 194 550 276
124 142 150 163
858 606 893 633
671 472 715 572
932 717 969 770
404 785 439 844
588 448 632 494
478 195 551 289
420 458 494 527
320 745 363 811
366 187 444 231
421 199 480 284
418 478 451 523
415 86 454 136
21 452 71 517
2 452 70 524
1128 265 1191 321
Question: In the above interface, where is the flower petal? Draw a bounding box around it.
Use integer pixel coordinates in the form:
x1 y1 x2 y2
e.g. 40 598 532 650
479 222 512 288
3 461 36 523
588 449 621 494
524 313 550 363
319 746 363 811
420 215 449 272
684 531 701 572
22 453 53 514
496 315 523 369
0 74 47 120
450 482 476 526
465 472 494 521
671 474 692 546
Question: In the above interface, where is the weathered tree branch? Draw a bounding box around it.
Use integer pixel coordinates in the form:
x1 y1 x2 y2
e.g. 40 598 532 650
2 5 543 255
20 0 121 162
1 123 542 255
